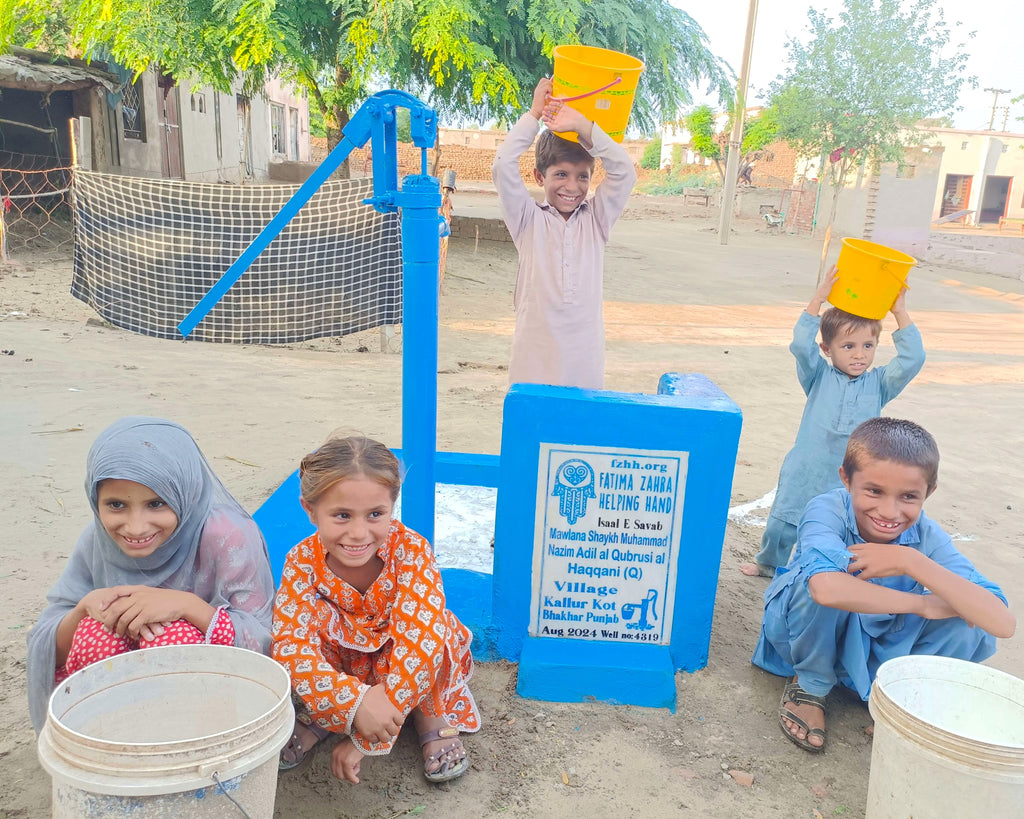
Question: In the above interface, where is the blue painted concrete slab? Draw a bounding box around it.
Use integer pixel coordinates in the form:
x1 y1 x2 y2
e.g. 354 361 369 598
517 637 677 710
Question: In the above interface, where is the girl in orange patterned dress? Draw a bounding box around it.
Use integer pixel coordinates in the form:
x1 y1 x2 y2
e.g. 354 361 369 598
272 435 480 784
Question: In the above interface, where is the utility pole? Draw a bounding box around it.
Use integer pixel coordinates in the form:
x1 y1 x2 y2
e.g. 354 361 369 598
984 88 1011 130
718 0 759 245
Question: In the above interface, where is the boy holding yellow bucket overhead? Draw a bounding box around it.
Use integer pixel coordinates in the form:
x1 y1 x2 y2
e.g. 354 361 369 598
492 72 638 389
740 264 926 579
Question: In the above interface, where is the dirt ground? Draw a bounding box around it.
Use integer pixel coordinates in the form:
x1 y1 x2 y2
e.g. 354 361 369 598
1 192 1023 819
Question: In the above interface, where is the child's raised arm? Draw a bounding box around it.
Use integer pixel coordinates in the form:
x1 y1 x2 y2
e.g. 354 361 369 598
806 266 839 317
891 287 911 329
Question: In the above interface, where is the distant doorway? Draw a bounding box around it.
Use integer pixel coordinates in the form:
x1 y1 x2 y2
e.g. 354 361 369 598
978 176 1011 224
940 174 972 223
157 73 183 179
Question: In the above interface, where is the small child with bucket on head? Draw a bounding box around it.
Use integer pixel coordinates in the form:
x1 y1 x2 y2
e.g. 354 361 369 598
272 435 480 784
752 417 1015 753
492 76 637 390
740 267 925 579
25 417 276 733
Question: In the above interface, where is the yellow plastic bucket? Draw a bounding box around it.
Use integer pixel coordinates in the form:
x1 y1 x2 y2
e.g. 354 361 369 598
829 238 917 320
551 45 645 143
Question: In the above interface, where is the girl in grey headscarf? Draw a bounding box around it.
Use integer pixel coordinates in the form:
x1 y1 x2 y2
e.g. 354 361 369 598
27 417 276 733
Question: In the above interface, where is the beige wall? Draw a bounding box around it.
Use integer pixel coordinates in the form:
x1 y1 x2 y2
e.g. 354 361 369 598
814 145 943 258
107 68 310 183
924 128 1024 223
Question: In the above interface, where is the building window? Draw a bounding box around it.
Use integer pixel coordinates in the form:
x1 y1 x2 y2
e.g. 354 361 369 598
271 103 286 155
961 141 969 150
897 164 917 179
1001 144 1008 153
121 77 145 141
190 93 206 113
289 107 299 160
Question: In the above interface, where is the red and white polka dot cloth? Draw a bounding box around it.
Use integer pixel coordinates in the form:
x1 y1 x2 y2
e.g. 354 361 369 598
55 607 234 683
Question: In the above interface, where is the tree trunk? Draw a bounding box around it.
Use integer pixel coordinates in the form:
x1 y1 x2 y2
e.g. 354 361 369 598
816 155 853 283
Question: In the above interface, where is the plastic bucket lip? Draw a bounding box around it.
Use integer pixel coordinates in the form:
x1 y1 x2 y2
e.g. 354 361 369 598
552 44 646 73
39 644 295 795
46 645 291 749
872 655 1024 749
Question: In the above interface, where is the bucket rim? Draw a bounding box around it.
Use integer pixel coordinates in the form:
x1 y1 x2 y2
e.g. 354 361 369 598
840 236 918 266
46 644 291 750
552 44 645 72
872 655 1024 751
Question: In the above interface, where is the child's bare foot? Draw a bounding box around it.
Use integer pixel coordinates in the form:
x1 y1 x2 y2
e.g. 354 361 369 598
778 679 827 752
740 561 775 577
413 709 468 783
330 735 365 783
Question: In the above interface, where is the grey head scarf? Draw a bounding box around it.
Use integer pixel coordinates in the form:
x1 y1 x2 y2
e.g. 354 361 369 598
26 417 276 732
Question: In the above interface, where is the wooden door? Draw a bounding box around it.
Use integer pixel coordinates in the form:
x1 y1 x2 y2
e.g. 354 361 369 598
158 73 183 179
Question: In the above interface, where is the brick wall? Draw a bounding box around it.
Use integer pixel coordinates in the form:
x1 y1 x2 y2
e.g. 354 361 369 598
752 140 799 188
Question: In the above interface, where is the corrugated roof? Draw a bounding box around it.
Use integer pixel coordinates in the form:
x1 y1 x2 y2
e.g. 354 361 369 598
0 53 120 94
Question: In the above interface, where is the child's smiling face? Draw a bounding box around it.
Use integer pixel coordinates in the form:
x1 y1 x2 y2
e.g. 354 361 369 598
819 324 879 377
534 160 593 219
303 476 393 574
840 457 932 543
97 479 179 558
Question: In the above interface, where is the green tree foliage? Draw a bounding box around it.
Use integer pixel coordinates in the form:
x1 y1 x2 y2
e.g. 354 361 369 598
2 0 733 152
684 103 778 182
768 0 973 252
640 137 662 170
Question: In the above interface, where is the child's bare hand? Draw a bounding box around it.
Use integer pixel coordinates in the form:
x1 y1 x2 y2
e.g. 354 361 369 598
79 587 131 624
542 102 588 137
99 586 185 639
891 286 908 314
530 78 553 119
815 265 839 302
847 543 916 579
331 736 364 784
352 684 404 745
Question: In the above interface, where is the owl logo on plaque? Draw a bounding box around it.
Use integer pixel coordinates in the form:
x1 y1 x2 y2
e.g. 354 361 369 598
551 458 596 525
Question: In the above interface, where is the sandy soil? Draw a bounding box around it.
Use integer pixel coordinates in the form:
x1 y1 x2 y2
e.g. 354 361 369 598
1 193 1023 819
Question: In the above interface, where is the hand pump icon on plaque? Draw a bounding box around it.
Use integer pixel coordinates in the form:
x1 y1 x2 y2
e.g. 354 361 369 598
621 589 658 631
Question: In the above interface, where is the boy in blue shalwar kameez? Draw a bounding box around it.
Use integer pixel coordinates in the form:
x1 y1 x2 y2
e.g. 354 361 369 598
741 268 925 578
753 417 1015 753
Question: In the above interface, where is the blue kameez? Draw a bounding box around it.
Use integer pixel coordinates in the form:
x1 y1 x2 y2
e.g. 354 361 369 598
755 312 925 570
752 488 1006 700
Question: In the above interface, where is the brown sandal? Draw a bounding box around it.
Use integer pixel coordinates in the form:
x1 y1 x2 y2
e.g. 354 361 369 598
418 726 469 783
279 713 332 772
778 678 827 753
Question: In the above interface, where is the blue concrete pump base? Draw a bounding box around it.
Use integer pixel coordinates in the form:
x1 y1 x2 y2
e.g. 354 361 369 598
517 637 677 711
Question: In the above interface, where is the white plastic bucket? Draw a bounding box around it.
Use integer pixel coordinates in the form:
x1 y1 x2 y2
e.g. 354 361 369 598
867 655 1024 818
38 644 294 818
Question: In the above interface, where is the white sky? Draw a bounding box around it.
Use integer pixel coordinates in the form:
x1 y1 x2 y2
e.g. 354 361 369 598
676 0 1024 132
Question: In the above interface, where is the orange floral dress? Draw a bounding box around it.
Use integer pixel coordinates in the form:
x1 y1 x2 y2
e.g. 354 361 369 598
272 521 480 755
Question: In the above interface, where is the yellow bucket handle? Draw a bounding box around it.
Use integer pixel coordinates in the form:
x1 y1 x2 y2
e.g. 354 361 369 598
551 76 623 103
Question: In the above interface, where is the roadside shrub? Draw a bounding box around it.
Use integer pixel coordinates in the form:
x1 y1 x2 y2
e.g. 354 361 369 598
640 138 662 169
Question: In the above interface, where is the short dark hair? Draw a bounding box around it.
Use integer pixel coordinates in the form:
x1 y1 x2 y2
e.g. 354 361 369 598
534 129 594 175
820 306 882 345
843 417 939 491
